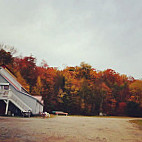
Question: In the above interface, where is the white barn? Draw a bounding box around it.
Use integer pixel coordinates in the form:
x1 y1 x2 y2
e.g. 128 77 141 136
0 65 43 116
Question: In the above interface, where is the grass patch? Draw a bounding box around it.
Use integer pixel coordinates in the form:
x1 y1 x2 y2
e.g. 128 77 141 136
129 120 142 130
70 115 133 119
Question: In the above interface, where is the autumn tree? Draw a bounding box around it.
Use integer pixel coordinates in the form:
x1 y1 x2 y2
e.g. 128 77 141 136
0 49 14 65
61 67 81 114
33 76 43 96
2 44 141 117
76 62 92 79
15 71 30 92
129 80 142 107
14 56 38 93
36 65 60 112
0 44 16 55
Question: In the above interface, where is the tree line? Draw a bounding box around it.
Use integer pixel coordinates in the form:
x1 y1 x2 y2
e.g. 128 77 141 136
0 45 142 117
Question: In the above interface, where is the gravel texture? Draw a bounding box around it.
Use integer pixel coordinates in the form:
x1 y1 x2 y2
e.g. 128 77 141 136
0 116 142 142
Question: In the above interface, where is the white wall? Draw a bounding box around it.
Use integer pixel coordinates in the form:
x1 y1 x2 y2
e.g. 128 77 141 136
0 74 43 114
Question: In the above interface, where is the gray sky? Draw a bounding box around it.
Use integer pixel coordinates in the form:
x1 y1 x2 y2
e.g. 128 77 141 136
0 0 142 79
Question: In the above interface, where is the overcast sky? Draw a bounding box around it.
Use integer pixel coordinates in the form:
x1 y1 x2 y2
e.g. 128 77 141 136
0 0 142 79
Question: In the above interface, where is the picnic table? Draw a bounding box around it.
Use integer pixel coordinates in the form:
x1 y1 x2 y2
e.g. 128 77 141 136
52 111 68 116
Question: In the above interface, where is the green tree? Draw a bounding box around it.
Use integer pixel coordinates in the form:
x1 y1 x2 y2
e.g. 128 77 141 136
126 101 142 117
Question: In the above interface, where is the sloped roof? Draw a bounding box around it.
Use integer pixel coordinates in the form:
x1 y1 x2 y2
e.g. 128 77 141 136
0 65 43 106
34 96 44 105
0 65 22 91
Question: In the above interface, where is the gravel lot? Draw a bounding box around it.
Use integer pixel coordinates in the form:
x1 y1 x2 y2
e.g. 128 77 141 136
0 116 142 142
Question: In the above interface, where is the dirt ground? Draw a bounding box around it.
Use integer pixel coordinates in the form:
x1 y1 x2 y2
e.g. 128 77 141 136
0 116 142 142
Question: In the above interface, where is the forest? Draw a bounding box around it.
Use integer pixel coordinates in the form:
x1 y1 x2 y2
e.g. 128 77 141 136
0 45 142 117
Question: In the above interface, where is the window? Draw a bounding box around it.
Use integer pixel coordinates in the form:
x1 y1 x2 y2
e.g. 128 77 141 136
4 85 9 90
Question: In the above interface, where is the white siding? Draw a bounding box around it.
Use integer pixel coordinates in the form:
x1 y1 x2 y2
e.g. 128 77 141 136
0 68 43 115
0 67 22 91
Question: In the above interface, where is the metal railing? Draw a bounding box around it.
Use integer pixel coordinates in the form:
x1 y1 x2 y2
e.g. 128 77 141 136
9 91 32 112
0 89 32 112
0 89 10 98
